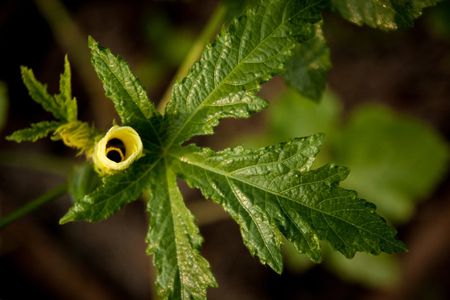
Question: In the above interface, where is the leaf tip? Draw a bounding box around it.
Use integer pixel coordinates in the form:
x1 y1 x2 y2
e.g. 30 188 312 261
388 238 408 254
87 35 96 47
5 133 16 142
311 132 326 145
63 54 71 70
59 211 76 224
20 65 33 79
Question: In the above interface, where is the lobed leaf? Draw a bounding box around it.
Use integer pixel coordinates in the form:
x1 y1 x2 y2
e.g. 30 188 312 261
174 134 406 268
50 1 412 298
6 121 62 142
146 162 217 300
55 56 78 122
331 0 441 30
60 155 158 223
88 37 157 129
21 67 67 120
164 0 326 148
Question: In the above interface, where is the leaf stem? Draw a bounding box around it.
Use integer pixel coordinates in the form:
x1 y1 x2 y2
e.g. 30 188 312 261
0 184 67 230
157 3 226 113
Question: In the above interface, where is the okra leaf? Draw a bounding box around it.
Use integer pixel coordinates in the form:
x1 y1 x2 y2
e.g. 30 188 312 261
146 162 217 300
284 23 331 101
60 155 158 223
331 0 441 30
174 134 406 268
6 121 62 142
164 0 326 148
55 56 78 122
9 58 81 143
21 66 67 121
10 1 413 299
88 37 158 133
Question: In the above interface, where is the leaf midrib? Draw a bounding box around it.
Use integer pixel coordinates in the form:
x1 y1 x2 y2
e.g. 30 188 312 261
225 176 281 271
275 194 320 258
163 160 187 299
163 159 210 299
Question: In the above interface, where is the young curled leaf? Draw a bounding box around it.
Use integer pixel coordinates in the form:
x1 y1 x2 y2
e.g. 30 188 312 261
92 125 143 175
53 121 98 155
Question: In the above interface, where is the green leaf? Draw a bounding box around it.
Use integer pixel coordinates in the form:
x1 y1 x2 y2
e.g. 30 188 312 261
55 55 78 122
21 66 66 120
0 81 8 130
6 121 62 142
284 23 331 101
331 0 441 30
334 104 449 222
165 0 326 148
174 134 405 269
88 37 158 128
257 90 448 222
18 58 78 124
146 162 217 300
60 155 159 223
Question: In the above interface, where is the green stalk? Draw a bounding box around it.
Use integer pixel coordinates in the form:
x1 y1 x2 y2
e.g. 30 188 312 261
0 184 67 230
157 3 226 113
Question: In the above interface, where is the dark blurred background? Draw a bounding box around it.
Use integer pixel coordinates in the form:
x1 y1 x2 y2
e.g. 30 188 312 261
0 0 449 299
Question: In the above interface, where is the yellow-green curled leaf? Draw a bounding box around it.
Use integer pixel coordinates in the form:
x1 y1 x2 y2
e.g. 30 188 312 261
53 121 98 155
92 125 143 175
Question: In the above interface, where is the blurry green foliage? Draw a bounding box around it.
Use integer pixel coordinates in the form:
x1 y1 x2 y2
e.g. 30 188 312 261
424 1 450 39
335 105 449 222
266 89 340 148
139 13 195 92
0 81 8 131
263 89 448 222
327 250 400 288
284 240 400 288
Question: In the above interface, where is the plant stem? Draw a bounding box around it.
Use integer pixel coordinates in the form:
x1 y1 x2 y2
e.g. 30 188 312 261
157 3 226 113
0 184 67 230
